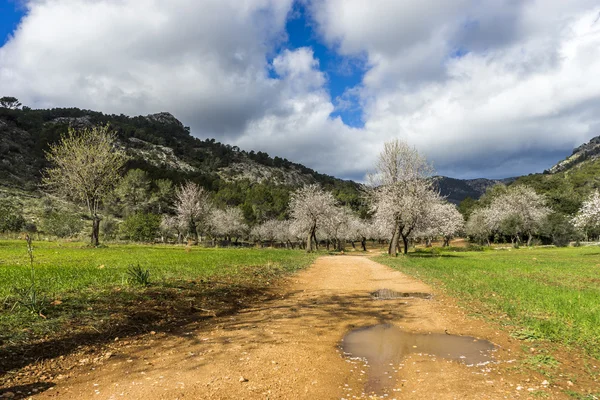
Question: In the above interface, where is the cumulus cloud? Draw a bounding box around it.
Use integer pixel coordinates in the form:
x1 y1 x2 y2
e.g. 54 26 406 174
1 0 600 180
0 0 293 135
310 0 600 178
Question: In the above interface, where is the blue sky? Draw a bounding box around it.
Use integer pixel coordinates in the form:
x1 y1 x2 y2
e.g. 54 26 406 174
0 1 23 45
279 1 365 127
0 1 599 180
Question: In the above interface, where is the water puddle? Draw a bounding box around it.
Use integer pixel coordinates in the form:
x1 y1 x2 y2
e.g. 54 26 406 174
371 288 432 300
341 324 496 395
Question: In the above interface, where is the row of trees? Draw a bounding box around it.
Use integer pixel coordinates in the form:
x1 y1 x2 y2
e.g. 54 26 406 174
33 125 467 251
9 123 599 250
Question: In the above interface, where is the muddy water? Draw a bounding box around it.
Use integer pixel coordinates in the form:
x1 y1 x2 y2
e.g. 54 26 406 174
341 324 496 395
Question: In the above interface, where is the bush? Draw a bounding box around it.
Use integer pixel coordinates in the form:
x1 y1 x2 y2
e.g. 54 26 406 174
119 213 161 242
541 212 580 248
101 216 119 240
40 211 84 238
0 198 25 232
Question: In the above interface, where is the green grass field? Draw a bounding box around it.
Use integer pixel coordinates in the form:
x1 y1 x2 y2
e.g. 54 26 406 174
376 246 600 359
0 240 316 297
0 239 317 371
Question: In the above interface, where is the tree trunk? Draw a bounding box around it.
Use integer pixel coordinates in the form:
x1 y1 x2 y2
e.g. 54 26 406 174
351 241 356 249
388 224 399 256
306 226 316 253
189 218 198 243
401 235 409 255
326 239 330 251
425 237 432 248
527 233 532 246
361 237 367 252
91 215 101 246
443 236 450 247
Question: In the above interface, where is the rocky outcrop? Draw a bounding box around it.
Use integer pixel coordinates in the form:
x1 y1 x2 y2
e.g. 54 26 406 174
548 135 600 174
125 137 197 172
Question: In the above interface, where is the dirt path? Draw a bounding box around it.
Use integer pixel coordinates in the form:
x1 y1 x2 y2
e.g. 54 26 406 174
35 255 563 399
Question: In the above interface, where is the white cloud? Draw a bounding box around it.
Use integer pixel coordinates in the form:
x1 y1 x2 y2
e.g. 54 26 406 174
1 0 600 180
0 0 293 134
310 0 600 178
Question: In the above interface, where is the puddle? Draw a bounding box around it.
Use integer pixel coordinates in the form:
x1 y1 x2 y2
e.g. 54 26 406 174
371 288 432 300
341 324 496 395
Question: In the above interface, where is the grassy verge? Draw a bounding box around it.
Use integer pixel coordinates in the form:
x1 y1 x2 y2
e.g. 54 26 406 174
0 240 317 374
375 246 600 359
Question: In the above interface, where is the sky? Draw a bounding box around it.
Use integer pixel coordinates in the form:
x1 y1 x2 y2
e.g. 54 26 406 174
1 1 599 181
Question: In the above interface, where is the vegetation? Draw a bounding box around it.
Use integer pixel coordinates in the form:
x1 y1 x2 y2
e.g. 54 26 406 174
377 246 600 359
43 125 128 245
0 197 25 233
0 106 365 223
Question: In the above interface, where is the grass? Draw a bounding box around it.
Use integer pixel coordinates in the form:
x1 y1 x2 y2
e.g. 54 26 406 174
375 246 600 359
0 239 317 374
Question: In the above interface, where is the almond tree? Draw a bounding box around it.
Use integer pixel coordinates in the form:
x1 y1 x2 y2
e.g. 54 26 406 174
489 185 550 246
273 220 293 248
159 215 185 243
174 181 212 243
210 207 248 242
465 207 499 245
573 191 600 239
44 125 127 246
431 202 465 247
289 184 337 253
369 139 438 255
250 219 280 247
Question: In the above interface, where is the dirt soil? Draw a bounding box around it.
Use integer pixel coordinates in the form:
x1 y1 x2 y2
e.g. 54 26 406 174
9 255 588 399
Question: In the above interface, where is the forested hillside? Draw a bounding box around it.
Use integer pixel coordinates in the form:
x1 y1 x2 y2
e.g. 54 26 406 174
0 106 365 225
512 136 600 215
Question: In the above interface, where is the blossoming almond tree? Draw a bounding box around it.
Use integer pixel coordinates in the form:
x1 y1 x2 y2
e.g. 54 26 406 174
174 181 212 243
289 184 337 253
573 191 600 239
368 139 439 255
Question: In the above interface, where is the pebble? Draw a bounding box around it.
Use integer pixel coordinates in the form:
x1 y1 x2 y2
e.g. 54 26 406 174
239 376 248 382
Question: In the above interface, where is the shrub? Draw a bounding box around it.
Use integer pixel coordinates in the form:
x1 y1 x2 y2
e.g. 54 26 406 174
0 198 25 232
119 213 161 242
40 211 84 238
100 216 119 240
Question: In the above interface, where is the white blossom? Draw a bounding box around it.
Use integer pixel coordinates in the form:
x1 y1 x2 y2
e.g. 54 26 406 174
573 191 600 235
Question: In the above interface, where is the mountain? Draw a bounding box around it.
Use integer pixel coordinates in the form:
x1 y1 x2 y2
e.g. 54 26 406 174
3 104 597 217
433 176 516 204
547 135 600 174
0 107 365 222
513 134 600 214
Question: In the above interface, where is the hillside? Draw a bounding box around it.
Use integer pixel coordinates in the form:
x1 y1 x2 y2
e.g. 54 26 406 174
510 135 600 214
0 107 364 222
6 105 593 219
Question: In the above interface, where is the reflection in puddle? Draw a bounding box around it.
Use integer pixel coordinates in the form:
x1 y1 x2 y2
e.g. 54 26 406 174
341 324 496 395
371 288 432 300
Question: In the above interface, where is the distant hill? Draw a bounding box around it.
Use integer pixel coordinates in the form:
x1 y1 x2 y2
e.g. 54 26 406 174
433 176 516 204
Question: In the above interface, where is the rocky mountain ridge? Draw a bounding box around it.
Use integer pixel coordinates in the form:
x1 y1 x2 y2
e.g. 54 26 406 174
548 135 600 174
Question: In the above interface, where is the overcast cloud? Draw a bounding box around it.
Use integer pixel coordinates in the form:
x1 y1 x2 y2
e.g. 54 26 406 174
1 0 599 179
